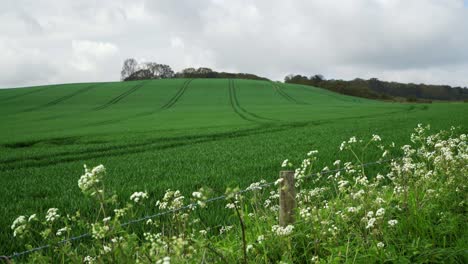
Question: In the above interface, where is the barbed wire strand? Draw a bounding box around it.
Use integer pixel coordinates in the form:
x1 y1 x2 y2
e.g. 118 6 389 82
7 157 399 260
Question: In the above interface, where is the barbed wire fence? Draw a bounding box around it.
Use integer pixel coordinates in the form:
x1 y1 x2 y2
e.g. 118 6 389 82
3 157 400 261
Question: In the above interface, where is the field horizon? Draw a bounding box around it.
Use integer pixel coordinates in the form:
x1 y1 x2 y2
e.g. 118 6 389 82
1 78 467 254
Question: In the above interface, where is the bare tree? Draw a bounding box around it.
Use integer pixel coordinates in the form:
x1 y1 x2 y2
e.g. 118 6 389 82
120 58 138 81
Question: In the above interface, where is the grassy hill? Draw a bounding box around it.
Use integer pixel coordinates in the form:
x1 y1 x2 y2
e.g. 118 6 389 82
0 78 467 254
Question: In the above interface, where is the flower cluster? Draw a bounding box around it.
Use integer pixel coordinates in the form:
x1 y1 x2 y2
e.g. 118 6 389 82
78 164 105 196
130 191 148 203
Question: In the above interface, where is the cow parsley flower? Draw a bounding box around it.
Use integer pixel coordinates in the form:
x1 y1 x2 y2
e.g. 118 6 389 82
78 164 105 196
376 208 385 217
366 218 376 229
45 208 60 222
130 191 148 203
246 244 253 253
281 159 290 167
56 227 69 236
272 225 294 236
372 134 382 142
83 256 96 263
219 225 233 234
257 235 265 243
225 203 236 209
377 242 385 248
28 214 37 222
388 219 398 227
192 192 202 198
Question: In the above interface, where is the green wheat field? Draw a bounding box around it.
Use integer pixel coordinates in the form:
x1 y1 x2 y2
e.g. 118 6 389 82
1 78 467 253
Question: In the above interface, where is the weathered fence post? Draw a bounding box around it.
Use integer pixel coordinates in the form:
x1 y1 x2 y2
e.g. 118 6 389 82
279 170 296 226
0 256 11 264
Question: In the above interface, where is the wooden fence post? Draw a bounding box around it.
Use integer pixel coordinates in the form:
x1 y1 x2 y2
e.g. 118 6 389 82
279 170 296 226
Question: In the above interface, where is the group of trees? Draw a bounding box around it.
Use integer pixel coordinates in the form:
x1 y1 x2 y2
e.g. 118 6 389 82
120 58 467 102
121 59 174 81
120 58 268 81
285 74 468 102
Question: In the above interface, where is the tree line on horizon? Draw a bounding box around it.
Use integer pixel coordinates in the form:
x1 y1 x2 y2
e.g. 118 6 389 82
284 74 468 102
120 58 268 82
120 58 468 102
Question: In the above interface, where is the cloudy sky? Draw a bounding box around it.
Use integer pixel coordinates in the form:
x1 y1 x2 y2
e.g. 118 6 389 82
1 0 467 88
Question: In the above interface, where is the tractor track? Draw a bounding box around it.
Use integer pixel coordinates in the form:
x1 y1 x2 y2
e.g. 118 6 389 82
228 79 258 122
272 82 307 105
0 122 315 171
228 79 277 123
22 84 100 112
0 88 48 103
85 79 193 127
94 81 148 111
160 79 193 110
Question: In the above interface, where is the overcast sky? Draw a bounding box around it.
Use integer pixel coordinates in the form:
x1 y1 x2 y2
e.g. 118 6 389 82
1 0 467 88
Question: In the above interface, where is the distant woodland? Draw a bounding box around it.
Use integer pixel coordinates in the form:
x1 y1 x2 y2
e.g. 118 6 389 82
120 58 467 102
285 74 468 102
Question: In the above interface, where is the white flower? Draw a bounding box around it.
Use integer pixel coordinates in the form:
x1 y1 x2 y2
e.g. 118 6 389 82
192 191 202 198
91 164 105 174
103 245 112 253
163 257 170 264
281 159 289 167
199 230 207 235
376 174 385 181
130 191 148 203
257 235 265 243
103 217 111 223
78 165 105 196
377 242 385 248
56 227 69 236
272 225 294 236
225 203 236 209
382 150 388 157
28 214 37 222
376 208 385 217
348 136 357 143
11 216 26 230
246 244 253 253
83 256 96 263
372 134 382 142
45 208 60 222
366 218 376 229
388 219 398 227
339 141 346 151
219 225 233 234
274 178 284 185
307 150 318 156
333 160 341 166
347 207 357 213
11 216 28 237
375 197 385 204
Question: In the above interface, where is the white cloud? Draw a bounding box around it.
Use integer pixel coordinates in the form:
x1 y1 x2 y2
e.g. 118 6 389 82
70 40 118 72
0 0 467 88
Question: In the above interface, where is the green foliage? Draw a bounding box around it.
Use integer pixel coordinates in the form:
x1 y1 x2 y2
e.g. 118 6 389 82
7 126 468 263
0 79 467 257
285 74 468 101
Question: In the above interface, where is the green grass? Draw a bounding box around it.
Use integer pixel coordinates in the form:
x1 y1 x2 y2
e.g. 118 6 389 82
0 78 467 254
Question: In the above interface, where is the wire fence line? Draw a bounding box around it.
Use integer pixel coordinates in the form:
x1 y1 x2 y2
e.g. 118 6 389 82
5 157 400 260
